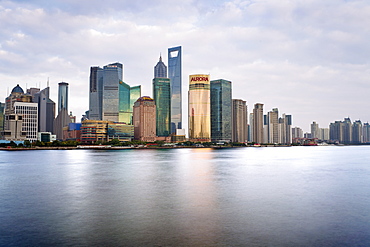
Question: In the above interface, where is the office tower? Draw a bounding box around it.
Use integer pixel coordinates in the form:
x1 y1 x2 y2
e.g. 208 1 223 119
89 66 104 120
320 128 329 141
232 99 247 143
168 46 182 133
352 120 363 144
267 108 279 143
58 82 68 113
34 86 55 133
0 102 4 138
343 118 352 144
13 102 38 142
188 74 211 141
102 63 123 122
210 79 232 142
133 96 156 142
311 121 320 139
253 103 264 144
154 55 167 78
54 82 71 140
153 78 171 137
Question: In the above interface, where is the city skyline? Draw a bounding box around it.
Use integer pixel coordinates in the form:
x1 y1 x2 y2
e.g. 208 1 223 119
1 1 370 133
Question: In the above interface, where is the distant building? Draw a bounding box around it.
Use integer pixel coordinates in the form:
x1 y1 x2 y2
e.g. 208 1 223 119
232 99 248 143
0 102 4 138
311 121 320 139
253 103 264 144
168 46 182 133
2 114 27 141
54 82 71 140
133 96 156 142
63 123 82 142
188 74 211 142
80 120 110 144
352 120 363 144
14 102 38 142
267 108 279 143
363 123 370 143
154 55 167 78
107 122 134 142
292 127 303 139
210 79 232 142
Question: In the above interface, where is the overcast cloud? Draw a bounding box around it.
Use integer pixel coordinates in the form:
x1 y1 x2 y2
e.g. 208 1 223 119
1 0 369 132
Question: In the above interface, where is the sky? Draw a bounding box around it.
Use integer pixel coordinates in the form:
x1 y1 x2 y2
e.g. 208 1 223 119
1 0 369 133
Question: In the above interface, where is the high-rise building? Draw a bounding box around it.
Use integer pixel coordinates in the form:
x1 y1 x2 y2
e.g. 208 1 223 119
267 108 279 143
89 66 104 120
153 78 171 137
54 82 71 140
154 55 167 78
14 102 38 142
58 82 68 113
311 121 320 139
168 46 182 133
153 56 171 137
210 79 232 142
0 102 4 138
253 103 264 144
133 96 156 142
363 123 370 143
292 127 303 139
34 86 55 133
249 113 254 142
352 120 363 144
188 74 211 142
232 99 247 143
89 62 140 124
102 63 123 122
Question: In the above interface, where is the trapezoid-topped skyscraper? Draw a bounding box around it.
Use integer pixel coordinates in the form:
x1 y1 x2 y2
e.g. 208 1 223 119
168 46 182 134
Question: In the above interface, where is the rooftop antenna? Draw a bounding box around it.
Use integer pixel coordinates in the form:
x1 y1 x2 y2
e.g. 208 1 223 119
47 77 50 88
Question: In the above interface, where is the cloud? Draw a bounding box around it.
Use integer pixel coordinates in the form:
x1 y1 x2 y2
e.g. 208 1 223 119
0 0 370 131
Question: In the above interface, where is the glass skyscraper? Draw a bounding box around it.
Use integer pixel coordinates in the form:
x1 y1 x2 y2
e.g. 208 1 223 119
210 79 232 142
89 66 104 120
102 63 123 122
58 82 68 113
188 74 211 141
153 78 171 137
168 46 182 134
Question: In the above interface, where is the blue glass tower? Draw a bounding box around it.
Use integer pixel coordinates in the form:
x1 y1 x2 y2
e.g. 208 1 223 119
58 82 68 113
210 79 232 142
168 46 182 134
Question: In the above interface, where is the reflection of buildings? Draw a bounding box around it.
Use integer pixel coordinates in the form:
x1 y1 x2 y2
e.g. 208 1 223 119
188 74 211 142
133 96 156 142
210 79 232 142
232 99 247 143
153 56 171 137
89 62 141 124
168 46 182 133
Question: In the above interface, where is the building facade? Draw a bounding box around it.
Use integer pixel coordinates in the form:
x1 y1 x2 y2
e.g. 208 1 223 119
210 79 232 142
34 87 55 133
14 102 38 142
153 78 171 137
168 46 182 133
188 74 211 142
253 103 264 144
133 96 156 142
232 99 248 143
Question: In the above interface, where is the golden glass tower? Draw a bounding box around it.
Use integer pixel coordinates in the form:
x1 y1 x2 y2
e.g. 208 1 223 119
188 74 211 141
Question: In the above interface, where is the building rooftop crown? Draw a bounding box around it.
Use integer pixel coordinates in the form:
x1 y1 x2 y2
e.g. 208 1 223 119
11 84 24 94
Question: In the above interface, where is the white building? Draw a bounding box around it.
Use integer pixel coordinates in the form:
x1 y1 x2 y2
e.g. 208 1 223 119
14 102 38 142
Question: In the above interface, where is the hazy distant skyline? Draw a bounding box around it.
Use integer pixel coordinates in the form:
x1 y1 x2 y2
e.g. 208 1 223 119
1 0 369 133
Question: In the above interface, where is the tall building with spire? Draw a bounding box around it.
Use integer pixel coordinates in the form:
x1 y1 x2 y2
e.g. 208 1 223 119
153 55 171 137
168 46 182 133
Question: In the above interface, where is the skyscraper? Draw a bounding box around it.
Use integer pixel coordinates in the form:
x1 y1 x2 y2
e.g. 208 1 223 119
253 103 264 144
14 102 38 142
210 79 232 142
268 108 279 144
102 63 123 122
89 66 103 120
34 86 55 133
188 74 211 141
311 121 320 139
54 82 71 140
154 55 167 78
232 99 248 143
58 82 68 113
168 46 182 133
133 96 156 142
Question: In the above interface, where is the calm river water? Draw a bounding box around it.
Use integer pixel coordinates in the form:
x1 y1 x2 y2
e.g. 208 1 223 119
1 146 370 246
